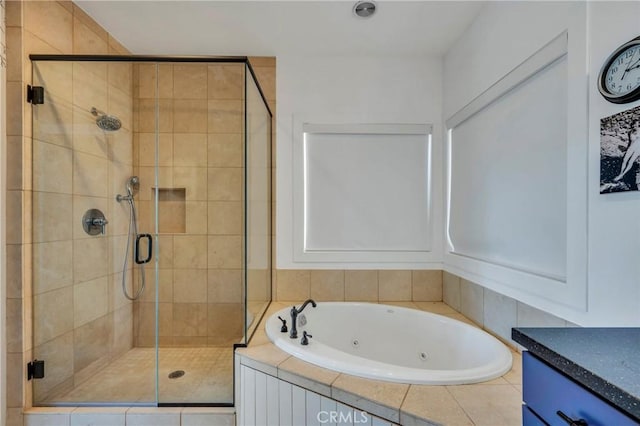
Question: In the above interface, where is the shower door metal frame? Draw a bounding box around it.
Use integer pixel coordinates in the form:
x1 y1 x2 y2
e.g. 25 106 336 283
29 54 273 408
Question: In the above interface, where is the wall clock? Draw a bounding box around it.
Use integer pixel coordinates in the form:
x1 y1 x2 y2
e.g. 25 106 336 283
598 36 640 104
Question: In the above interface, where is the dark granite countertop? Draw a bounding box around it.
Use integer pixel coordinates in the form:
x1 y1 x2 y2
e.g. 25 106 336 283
512 327 640 422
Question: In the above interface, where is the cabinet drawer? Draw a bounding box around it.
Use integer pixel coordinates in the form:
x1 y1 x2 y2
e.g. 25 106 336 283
523 352 637 425
523 406 547 426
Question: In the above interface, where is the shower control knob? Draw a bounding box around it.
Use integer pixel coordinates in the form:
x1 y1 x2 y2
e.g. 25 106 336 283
90 217 109 235
82 209 108 236
90 217 108 226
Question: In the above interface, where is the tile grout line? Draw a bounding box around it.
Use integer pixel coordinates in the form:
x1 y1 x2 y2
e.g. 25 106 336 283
397 384 412 424
444 386 476 425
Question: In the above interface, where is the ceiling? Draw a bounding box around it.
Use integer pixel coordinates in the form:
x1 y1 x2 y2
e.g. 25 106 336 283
75 1 486 57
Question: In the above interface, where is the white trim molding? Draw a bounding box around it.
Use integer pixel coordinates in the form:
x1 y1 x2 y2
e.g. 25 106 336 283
444 14 589 316
292 121 438 266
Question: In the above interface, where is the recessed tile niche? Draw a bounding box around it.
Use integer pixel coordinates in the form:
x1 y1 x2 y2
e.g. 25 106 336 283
156 188 186 233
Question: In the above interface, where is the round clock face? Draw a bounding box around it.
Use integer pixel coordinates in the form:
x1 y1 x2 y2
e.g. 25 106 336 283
599 38 640 103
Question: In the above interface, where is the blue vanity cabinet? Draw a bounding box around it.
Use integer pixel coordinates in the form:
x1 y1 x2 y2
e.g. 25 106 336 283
522 405 547 426
522 351 638 425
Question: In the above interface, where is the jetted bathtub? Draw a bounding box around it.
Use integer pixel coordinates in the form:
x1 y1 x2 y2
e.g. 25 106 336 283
265 302 512 385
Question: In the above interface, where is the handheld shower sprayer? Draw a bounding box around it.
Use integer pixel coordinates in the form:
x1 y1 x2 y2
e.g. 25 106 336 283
126 176 140 197
117 176 147 301
116 176 139 202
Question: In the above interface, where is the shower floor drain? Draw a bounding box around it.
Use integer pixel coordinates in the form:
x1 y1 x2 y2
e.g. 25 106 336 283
168 370 185 379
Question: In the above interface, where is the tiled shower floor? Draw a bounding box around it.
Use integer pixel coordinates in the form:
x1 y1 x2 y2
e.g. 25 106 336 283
47 347 234 404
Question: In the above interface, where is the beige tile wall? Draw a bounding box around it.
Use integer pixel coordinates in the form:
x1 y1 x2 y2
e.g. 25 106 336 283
4 0 474 406
30 38 134 403
5 0 132 414
274 269 576 349
132 62 250 347
274 269 443 302
442 271 574 348
5 0 277 411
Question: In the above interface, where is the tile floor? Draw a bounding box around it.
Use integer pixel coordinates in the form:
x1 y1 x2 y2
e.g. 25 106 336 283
46 347 234 404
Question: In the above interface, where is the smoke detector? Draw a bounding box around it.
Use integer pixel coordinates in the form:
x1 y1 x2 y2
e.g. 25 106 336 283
353 1 376 18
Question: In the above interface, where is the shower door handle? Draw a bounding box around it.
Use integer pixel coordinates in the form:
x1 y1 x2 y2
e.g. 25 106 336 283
135 234 153 264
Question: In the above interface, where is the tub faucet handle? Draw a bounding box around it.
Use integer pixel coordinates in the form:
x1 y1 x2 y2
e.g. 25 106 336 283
301 331 313 346
277 316 288 333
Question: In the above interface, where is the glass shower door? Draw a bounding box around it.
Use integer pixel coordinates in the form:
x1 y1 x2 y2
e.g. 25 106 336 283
245 64 272 342
151 62 246 404
30 59 154 404
30 56 272 406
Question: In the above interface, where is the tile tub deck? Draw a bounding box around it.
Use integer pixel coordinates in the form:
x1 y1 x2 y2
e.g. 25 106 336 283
237 301 523 426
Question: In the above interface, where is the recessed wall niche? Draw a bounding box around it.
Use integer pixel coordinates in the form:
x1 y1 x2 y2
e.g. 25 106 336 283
156 188 186 233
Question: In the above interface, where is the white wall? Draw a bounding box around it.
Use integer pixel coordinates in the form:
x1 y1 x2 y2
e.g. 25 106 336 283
444 1 589 320
443 1 640 326
443 2 576 118
276 2 640 325
276 55 443 269
586 1 640 326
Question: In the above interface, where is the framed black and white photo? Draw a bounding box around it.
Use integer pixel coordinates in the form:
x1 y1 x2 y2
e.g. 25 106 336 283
600 105 640 194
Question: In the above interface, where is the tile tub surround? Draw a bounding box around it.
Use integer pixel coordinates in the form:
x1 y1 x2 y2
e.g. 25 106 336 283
275 269 443 303
237 301 522 425
443 272 575 348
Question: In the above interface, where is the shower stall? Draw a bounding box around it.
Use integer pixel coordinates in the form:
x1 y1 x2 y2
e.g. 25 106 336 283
29 56 272 405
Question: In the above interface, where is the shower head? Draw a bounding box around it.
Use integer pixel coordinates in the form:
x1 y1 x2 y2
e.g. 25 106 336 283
126 176 140 197
91 107 122 132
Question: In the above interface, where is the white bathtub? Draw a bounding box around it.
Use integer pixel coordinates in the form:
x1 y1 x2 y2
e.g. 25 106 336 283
265 302 512 385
